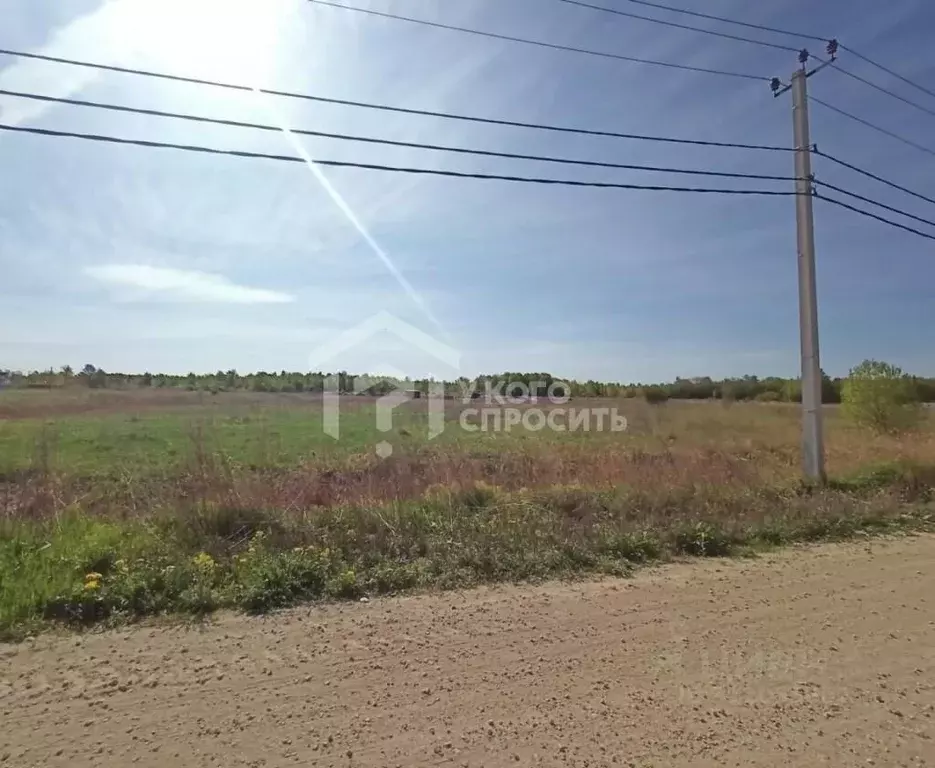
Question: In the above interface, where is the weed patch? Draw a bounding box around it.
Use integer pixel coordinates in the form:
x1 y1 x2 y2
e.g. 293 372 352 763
2 474 934 640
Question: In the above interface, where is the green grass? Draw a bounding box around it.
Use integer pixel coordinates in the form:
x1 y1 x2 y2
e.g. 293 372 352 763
0 405 429 476
0 400 661 478
2 475 933 640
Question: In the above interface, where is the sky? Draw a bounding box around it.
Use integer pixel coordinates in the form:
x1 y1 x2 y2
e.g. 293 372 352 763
1 0 934 383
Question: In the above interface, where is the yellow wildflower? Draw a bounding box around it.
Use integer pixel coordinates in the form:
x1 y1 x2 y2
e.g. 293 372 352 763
84 579 101 592
85 572 103 582
192 552 216 570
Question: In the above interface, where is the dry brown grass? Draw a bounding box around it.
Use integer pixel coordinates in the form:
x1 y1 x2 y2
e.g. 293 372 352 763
1 391 933 522
3 393 935 637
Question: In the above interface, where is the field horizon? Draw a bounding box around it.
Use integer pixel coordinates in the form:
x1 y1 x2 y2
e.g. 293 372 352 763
1 386 933 639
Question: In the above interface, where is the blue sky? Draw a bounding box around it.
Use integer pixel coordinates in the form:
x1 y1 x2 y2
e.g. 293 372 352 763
1 0 933 383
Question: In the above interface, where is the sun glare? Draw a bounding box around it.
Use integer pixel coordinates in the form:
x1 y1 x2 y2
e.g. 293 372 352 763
124 0 289 83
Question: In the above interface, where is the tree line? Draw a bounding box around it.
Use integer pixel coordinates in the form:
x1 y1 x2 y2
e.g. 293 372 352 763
3 364 935 404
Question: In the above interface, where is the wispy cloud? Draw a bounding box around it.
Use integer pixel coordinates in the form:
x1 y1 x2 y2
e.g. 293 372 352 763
0 0 123 126
85 264 294 303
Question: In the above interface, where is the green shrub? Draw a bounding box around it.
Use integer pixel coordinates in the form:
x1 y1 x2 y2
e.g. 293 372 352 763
671 521 734 557
641 387 669 405
842 360 923 434
601 530 661 562
230 533 336 611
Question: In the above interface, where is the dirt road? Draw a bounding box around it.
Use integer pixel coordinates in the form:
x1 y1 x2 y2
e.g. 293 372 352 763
3 537 935 767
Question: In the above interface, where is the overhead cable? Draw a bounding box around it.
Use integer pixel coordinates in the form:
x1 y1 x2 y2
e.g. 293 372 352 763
0 123 802 196
0 89 797 182
304 0 770 81
813 180 935 230
0 48 791 151
809 96 935 158
814 149 935 208
611 0 935 104
557 0 798 53
817 194 935 242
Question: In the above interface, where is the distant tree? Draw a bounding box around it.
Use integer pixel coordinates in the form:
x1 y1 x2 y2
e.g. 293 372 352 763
718 383 737 404
88 368 108 389
842 360 922 434
670 376 716 400
821 369 841 404
782 379 802 403
337 371 350 393
80 364 97 377
641 386 669 405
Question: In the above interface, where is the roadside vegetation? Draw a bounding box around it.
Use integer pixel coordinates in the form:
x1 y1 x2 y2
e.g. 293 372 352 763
0 359 930 639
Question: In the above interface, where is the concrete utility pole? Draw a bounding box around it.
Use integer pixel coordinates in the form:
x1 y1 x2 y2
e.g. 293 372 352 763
791 68 825 482
773 44 836 483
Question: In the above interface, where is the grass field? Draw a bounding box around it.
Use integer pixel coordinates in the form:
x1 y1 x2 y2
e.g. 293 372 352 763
2 388 934 639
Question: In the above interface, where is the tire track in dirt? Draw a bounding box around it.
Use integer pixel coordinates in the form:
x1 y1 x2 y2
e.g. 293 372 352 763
2 536 935 767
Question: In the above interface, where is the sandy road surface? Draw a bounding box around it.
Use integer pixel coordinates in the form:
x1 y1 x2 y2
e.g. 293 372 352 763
3 537 935 768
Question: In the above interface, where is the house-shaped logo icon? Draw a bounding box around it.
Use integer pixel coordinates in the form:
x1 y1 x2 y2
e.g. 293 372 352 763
308 311 461 456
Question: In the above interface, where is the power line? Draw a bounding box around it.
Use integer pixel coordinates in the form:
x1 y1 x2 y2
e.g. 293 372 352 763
817 193 935 242
20 79 935 224
0 49 791 152
11 119 934 243
0 89 797 183
562 0 935 122
813 179 935 230
0 122 802 196
616 0 827 43
304 0 769 81
560 0 935 118
814 149 935 208
309 1 935 117
809 95 935 158
613 0 935 107
4 122 933 243
557 0 798 52
839 45 935 102
828 62 935 119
